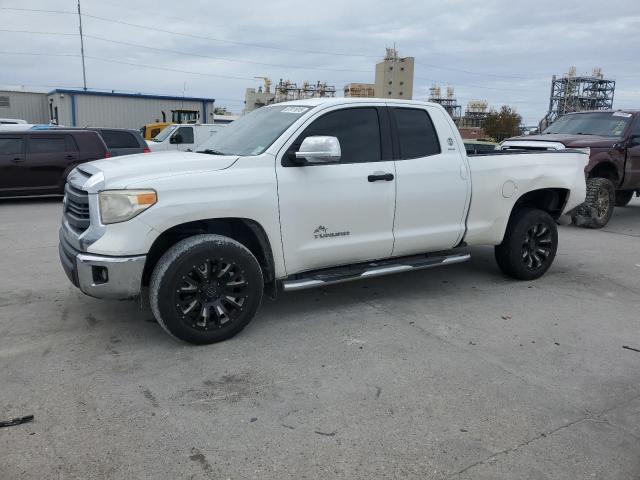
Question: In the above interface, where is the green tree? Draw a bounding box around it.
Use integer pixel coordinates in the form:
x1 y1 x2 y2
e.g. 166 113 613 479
484 106 522 141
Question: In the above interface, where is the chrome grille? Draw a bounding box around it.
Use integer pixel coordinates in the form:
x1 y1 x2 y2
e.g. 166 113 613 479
64 182 90 233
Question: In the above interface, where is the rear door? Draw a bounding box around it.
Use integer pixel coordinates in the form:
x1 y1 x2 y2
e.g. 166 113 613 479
98 129 143 156
26 134 79 190
0 135 26 192
390 105 471 256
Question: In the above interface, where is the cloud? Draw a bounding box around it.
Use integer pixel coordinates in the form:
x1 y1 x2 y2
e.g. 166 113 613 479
1 0 638 123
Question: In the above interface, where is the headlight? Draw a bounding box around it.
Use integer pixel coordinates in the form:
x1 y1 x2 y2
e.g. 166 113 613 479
98 189 157 224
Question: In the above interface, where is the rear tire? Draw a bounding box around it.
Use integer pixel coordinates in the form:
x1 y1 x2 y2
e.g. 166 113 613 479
150 234 263 345
572 177 615 229
615 190 634 207
495 208 558 281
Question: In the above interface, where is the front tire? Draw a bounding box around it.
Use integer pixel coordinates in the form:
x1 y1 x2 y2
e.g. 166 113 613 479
150 234 263 345
495 208 558 280
615 190 634 207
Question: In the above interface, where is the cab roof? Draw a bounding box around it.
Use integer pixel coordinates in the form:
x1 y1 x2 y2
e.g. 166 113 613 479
275 97 439 108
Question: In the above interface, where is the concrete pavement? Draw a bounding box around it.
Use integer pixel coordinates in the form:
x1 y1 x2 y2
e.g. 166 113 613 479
1 197 639 479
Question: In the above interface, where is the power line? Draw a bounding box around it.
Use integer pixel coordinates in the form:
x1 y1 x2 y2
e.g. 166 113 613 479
0 51 80 57
0 29 76 36
0 28 371 74
82 13 380 59
0 6 547 82
0 7 74 14
84 55 257 81
82 34 371 74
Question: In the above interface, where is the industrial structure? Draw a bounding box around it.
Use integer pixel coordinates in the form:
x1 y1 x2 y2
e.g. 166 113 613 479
428 85 462 123
539 67 615 130
274 79 336 103
0 88 217 129
244 78 336 113
461 100 490 128
374 48 414 99
344 83 376 98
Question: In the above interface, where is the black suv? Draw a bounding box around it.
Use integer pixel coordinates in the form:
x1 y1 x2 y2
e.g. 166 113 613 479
89 128 149 157
0 129 108 197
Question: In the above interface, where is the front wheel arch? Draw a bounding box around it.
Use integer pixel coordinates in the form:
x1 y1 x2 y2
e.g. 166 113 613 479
141 218 276 294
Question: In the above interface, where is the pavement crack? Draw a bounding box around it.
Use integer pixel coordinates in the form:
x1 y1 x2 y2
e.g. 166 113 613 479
449 416 589 478
449 393 640 478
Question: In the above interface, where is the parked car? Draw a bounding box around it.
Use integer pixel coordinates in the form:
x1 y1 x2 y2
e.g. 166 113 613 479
463 139 499 155
147 124 225 152
0 118 27 125
0 129 108 197
502 110 640 228
59 98 587 345
89 128 149 157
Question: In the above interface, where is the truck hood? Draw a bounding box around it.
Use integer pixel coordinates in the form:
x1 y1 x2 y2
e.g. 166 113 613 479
81 151 239 189
504 134 620 149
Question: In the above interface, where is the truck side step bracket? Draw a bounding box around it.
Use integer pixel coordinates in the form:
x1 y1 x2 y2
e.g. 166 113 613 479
281 250 471 291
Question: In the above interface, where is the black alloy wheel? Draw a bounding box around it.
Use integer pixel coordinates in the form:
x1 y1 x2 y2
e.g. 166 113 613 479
495 208 558 280
174 257 249 331
521 223 553 270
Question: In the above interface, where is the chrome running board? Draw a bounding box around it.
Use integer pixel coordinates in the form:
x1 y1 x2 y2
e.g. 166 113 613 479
282 251 471 292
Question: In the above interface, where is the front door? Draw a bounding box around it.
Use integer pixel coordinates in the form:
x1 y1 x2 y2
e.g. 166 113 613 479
0 135 26 193
276 105 396 275
390 105 471 256
172 126 195 151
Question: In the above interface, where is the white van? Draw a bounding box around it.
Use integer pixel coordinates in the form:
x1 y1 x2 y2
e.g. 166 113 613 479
147 124 225 152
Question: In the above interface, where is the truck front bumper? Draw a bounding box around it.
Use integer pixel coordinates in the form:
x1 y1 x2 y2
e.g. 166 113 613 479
59 232 146 300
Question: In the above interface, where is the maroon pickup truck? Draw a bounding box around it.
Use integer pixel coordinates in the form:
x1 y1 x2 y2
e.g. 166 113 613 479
502 110 640 228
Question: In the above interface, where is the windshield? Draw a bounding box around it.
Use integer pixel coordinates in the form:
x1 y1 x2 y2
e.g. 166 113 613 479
196 105 313 156
543 112 632 137
153 124 178 142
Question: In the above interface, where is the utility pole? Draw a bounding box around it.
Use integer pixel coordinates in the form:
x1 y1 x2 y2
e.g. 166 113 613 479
77 0 87 90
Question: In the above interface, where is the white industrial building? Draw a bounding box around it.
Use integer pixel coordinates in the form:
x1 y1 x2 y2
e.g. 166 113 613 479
0 88 216 129
0 90 49 123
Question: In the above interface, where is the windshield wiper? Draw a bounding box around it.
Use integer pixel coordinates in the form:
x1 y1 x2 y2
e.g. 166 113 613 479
197 149 227 155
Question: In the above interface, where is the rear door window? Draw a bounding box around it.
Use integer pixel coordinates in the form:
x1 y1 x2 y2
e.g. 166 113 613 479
99 130 139 148
393 108 441 159
28 136 68 154
0 137 24 155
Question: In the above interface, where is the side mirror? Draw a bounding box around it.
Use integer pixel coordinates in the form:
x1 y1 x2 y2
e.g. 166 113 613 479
295 136 341 164
170 134 183 144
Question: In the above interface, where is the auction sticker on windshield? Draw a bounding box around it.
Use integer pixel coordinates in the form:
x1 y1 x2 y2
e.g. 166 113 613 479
281 107 309 114
612 111 632 118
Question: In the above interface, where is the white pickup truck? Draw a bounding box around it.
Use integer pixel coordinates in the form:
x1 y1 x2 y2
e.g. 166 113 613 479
59 98 588 344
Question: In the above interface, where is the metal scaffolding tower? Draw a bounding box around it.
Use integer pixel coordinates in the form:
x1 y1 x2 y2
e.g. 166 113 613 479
462 100 489 128
275 79 336 103
540 67 615 130
428 85 462 123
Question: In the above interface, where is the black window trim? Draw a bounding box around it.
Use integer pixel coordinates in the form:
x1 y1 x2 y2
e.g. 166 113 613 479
282 105 393 167
388 106 442 161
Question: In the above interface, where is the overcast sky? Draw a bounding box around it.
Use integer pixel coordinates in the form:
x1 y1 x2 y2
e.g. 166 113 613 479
1 0 638 124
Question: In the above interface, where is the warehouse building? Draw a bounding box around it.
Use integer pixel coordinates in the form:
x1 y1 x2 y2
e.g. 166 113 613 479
0 88 216 129
0 89 49 123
